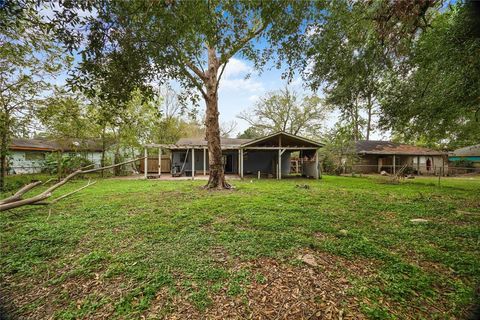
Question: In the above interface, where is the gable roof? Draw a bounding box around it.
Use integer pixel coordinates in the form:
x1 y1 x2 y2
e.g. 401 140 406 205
175 137 253 148
153 132 324 150
241 131 324 148
355 140 445 156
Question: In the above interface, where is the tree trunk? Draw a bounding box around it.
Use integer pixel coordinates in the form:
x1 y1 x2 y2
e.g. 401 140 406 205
204 46 230 189
366 94 373 141
0 130 7 192
100 125 106 178
0 111 10 191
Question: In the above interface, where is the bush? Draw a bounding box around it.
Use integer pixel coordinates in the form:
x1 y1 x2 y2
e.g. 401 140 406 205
2 174 53 193
451 159 474 168
42 153 94 175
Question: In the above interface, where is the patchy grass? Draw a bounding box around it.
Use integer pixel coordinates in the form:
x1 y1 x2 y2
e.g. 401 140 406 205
1 175 479 319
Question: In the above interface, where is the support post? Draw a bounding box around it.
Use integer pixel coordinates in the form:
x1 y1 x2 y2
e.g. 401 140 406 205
315 149 319 179
191 148 195 180
144 147 148 179
240 149 244 179
417 156 420 175
393 155 396 175
203 148 206 175
237 149 241 177
158 148 162 177
278 149 281 180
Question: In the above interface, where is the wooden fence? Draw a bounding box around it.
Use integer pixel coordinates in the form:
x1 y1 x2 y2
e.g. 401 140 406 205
139 156 171 173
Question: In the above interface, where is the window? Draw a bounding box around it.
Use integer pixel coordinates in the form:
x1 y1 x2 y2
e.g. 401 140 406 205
25 152 45 161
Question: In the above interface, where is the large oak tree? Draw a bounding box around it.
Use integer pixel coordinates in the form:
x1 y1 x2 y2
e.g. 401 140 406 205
65 0 315 189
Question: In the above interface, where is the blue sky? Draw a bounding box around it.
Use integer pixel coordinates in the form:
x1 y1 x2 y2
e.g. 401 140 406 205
40 4 387 140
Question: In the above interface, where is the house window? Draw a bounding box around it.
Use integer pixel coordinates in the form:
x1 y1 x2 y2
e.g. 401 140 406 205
25 152 45 161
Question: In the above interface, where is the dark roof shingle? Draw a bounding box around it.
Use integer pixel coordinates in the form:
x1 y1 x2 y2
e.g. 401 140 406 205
355 140 444 155
10 138 106 152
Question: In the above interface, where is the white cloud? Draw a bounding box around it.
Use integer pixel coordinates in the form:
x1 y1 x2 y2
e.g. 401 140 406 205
248 94 260 102
221 78 264 93
219 58 264 93
221 58 251 78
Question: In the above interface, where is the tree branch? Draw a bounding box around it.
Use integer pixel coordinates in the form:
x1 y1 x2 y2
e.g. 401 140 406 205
219 22 267 64
0 157 145 212
0 181 42 205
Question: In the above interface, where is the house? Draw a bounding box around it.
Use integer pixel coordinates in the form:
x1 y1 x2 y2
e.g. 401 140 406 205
8 138 106 174
449 144 480 168
353 140 448 175
144 131 324 179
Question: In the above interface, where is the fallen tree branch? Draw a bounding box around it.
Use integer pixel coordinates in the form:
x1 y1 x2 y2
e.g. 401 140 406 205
42 178 55 186
0 157 145 212
50 180 97 204
0 181 43 205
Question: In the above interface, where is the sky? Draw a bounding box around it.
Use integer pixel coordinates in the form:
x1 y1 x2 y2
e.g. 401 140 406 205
39 4 387 141
212 57 386 140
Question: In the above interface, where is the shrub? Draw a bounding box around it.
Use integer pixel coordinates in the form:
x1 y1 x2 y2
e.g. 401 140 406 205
451 159 474 168
42 153 94 175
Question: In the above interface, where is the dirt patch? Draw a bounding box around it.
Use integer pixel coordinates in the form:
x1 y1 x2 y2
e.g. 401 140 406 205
144 251 372 319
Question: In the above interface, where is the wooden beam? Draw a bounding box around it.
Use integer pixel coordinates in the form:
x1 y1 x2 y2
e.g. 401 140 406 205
240 149 244 179
244 147 318 150
278 149 281 180
144 148 148 179
237 149 241 176
192 148 195 180
158 147 162 177
393 155 396 175
203 148 206 175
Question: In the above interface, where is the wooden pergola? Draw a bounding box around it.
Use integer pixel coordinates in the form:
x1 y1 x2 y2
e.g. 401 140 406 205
144 132 324 180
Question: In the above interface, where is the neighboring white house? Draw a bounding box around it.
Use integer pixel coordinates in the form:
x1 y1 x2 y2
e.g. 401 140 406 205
8 138 106 174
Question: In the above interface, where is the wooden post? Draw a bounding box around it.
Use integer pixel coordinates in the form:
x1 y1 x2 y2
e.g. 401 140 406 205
237 149 241 176
240 149 244 179
393 155 396 175
203 148 206 175
158 147 162 177
191 148 195 180
144 147 148 179
315 149 319 179
417 156 420 175
278 149 281 180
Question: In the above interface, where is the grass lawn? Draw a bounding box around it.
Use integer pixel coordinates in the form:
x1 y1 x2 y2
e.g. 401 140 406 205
1 175 479 319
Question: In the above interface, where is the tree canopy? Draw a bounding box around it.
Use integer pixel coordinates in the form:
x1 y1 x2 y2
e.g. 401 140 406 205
238 87 328 138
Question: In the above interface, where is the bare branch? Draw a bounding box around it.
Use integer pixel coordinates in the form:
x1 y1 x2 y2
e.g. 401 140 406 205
0 157 145 211
0 181 42 205
49 180 97 204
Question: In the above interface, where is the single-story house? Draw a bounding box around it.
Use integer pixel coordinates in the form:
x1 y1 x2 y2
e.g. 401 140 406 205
8 138 105 174
144 131 324 179
449 144 480 168
353 140 448 175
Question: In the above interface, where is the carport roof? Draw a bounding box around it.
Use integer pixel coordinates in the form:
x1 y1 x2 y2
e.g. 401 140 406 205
146 131 324 150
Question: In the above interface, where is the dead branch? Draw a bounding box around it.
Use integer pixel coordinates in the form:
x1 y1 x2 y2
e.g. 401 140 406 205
42 178 54 186
50 180 97 204
0 181 43 205
0 157 145 212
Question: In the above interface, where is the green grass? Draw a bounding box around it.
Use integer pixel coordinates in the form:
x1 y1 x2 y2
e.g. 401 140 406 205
1 175 479 319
